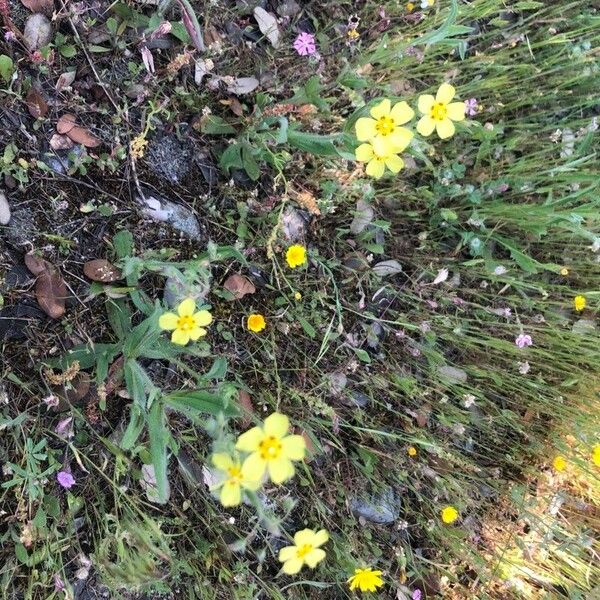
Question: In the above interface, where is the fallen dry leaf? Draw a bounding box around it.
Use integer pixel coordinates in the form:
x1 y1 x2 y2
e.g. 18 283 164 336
24 252 49 276
57 113 77 134
49 133 74 151
25 87 48 118
223 274 255 299
20 0 54 17
83 259 122 282
55 70 76 92
25 252 66 319
254 7 280 48
66 125 101 148
238 389 254 427
292 189 321 216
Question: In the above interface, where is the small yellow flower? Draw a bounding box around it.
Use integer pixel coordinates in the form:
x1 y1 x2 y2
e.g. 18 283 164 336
247 313 266 333
355 99 414 152
159 298 212 345
574 295 586 311
406 2 415 11
355 139 405 179
441 506 459 524
347 29 360 41
211 453 261 507
592 444 600 467
560 267 569 276
235 412 306 484
417 83 465 139
278 528 328 575
348 567 384 593
294 291 302 301
286 244 307 269
407 446 417 457
553 455 567 472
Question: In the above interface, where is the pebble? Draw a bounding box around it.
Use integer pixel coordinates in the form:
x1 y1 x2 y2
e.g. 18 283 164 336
0 191 10 225
350 487 400 524
24 14 53 51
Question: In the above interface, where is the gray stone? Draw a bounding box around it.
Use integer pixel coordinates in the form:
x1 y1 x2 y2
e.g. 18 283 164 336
0 191 10 225
277 0 301 17
145 134 193 184
351 487 399 524
24 14 53 51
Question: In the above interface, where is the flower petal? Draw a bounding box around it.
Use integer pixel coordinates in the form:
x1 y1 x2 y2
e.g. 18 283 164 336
193 310 213 327
241 476 262 491
417 94 435 115
188 327 207 341
355 118 377 142
388 127 413 152
220 481 241 507
436 118 455 139
390 101 414 124
369 99 391 120
236 426 263 452
268 456 295 484
282 558 304 575
436 82 455 104
278 546 297 562
304 548 326 568
177 298 196 317
384 154 404 173
171 328 190 345
158 312 178 331
312 529 329 548
446 101 466 121
281 435 306 460
416 115 435 137
212 453 233 471
294 529 316 546
372 135 392 157
241 452 267 480
366 158 385 178
263 412 289 438
355 143 374 162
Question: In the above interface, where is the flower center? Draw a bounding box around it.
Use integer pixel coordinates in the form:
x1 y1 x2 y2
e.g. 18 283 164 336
375 116 395 136
176 315 196 332
296 543 313 559
258 436 282 460
430 102 448 121
227 465 242 482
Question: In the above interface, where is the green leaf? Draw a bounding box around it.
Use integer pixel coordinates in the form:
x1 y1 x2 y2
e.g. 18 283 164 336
88 45 112 53
113 229 134 259
14 544 30 566
297 315 316 339
287 129 341 157
353 348 371 363
121 403 145 450
241 144 260 180
0 55 14 83
106 297 132 340
219 143 243 172
163 389 240 417
50 343 118 370
204 357 227 380
59 45 77 58
169 21 191 43
147 400 170 504
200 115 236 135
123 359 156 408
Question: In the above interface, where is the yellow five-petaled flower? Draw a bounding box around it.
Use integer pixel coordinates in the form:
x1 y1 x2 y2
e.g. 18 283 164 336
355 99 414 153
159 298 212 345
286 244 307 269
348 567 384 593
553 455 567 472
573 295 586 311
355 138 406 179
211 453 261 507
278 528 329 574
247 313 266 332
441 505 459 524
417 83 465 140
235 412 306 484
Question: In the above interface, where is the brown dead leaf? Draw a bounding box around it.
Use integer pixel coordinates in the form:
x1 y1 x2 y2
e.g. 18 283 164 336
105 356 124 396
221 97 244 117
66 125 101 148
24 252 50 276
56 71 76 92
291 189 321 216
20 0 54 16
83 259 122 282
57 113 77 134
65 372 90 402
36 267 66 319
298 428 317 463
223 274 255 300
25 87 48 119
238 389 254 427
49 134 74 151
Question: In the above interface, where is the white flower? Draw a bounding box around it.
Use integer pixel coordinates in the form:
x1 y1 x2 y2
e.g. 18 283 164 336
463 394 476 408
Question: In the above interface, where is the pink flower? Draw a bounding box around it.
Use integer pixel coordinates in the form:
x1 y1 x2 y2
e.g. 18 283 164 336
515 334 532 348
464 98 479 116
412 591 422 600
54 574 65 592
57 471 75 489
293 32 316 56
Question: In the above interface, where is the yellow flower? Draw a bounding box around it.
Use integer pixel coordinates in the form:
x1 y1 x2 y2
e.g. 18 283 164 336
235 412 306 484
278 528 328 575
553 455 567 472
294 291 302 300
286 244 307 269
592 444 600 467
355 99 414 152
416 83 465 139
159 298 212 345
560 267 569 276
406 2 415 11
211 453 261 507
355 138 405 179
348 567 384 593
407 446 417 457
347 29 360 41
441 505 459 524
574 295 586 311
247 313 266 332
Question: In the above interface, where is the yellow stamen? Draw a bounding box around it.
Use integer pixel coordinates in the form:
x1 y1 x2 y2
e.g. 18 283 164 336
431 102 448 121
176 315 196 332
296 543 313 558
375 116 395 136
259 436 282 460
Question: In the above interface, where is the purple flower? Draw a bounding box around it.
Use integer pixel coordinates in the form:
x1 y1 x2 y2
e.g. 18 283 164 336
54 574 66 592
57 471 75 489
412 590 422 600
293 32 316 56
515 334 533 348
465 98 479 116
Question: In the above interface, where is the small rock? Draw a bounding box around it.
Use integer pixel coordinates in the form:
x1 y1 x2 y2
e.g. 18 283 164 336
327 372 347 395
347 390 370 408
4 208 34 248
0 191 10 225
572 319 595 335
137 190 204 240
145 134 193 184
282 206 309 241
24 14 53 51
277 0 301 17
351 488 400 524
437 365 468 384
